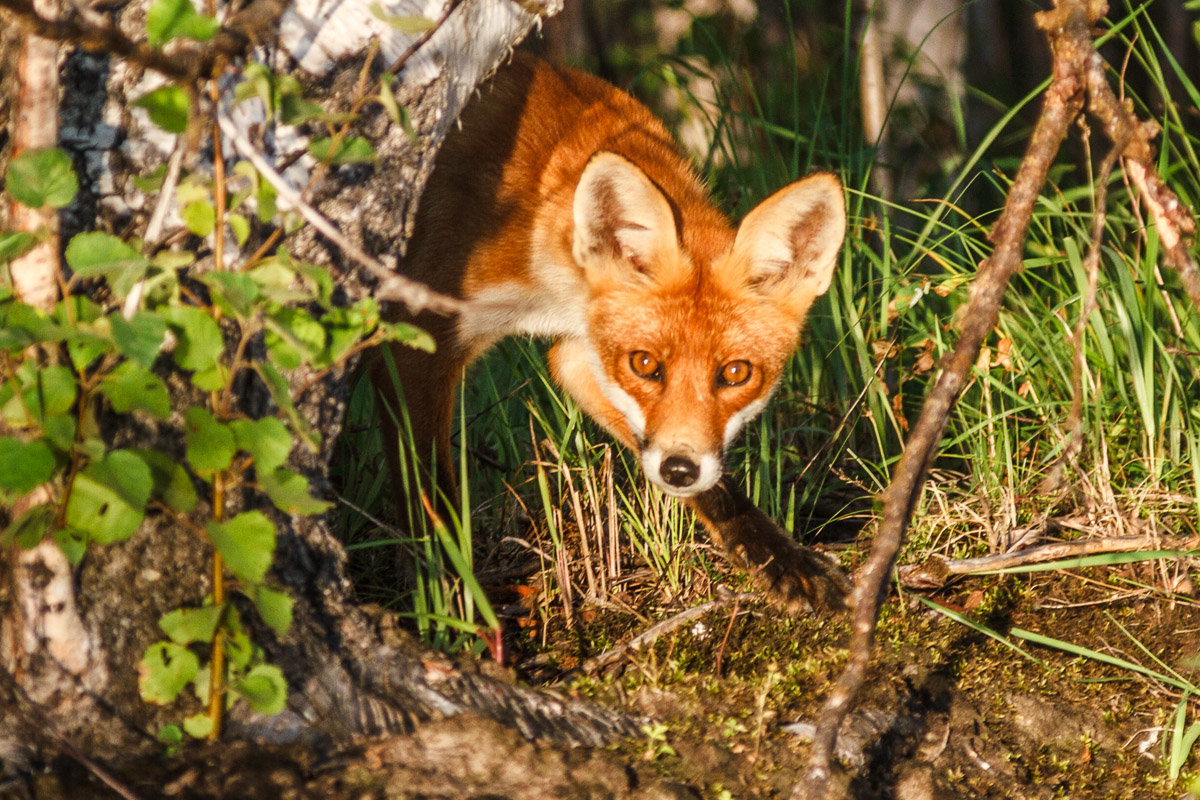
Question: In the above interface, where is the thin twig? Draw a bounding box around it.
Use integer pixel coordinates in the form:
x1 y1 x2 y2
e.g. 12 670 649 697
216 113 463 315
0 670 146 800
0 0 290 82
582 593 755 675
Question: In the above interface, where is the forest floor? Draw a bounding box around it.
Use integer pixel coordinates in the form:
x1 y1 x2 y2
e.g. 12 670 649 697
15 539 1200 800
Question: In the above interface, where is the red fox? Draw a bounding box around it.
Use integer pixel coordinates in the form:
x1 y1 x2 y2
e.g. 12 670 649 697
374 54 849 611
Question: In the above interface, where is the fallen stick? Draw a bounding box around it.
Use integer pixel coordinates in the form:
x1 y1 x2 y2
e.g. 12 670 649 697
897 534 1194 589
582 592 756 675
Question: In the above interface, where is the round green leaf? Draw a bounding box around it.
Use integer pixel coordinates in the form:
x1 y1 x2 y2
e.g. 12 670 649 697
100 361 170 419
232 663 287 715
259 468 331 516
159 604 225 645
138 641 200 705
136 448 198 513
110 311 167 368
3 503 54 549
134 85 191 134
229 417 291 474
65 232 149 278
6 364 78 427
159 305 223 374
5 148 78 209
206 510 275 585
184 406 236 474
182 714 214 739
0 232 37 263
64 449 152 544
252 586 293 637
0 438 55 494
145 0 219 46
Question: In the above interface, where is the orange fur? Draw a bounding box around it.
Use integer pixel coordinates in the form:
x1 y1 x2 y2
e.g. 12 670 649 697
373 53 845 527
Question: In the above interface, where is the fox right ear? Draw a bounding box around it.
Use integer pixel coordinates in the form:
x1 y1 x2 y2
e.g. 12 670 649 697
732 172 846 299
573 152 679 275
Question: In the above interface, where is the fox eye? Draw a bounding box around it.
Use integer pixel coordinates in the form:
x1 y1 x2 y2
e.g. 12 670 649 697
717 360 752 387
629 351 663 381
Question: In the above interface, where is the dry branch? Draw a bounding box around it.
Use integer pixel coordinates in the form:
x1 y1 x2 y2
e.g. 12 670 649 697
582 592 756 675
0 0 290 82
799 0 1121 795
896 534 1193 589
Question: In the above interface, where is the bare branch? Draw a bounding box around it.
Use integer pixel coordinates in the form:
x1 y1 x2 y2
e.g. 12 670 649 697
0 0 290 82
897 534 1192 589
216 113 464 316
798 1 1100 795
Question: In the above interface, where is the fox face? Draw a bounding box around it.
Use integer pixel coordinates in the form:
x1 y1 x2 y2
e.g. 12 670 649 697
554 152 846 497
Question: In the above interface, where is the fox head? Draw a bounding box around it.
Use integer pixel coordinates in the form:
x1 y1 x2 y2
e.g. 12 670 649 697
568 151 846 497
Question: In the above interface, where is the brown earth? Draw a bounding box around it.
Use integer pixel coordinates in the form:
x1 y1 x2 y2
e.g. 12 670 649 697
10 556 1199 800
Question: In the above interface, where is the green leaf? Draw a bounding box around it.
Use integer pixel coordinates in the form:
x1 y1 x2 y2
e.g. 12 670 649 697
65 231 150 279
157 724 184 751
3 504 54 549
367 3 433 33
0 438 55 494
252 586 293 637
65 449 153 544
224 616 253 671
380 320 435 352
110 311 167 368
0 232 36 263
234 62 275 115
53 527 88 564
184 406 235 474
182 714 214 739
252 362 320 451
145 0 219 46
278 92 324 127
254 175 278 223
199 271 258 319
259 468 331 515
5 363 77 426
229 416 291 473
264 307 325 370
66 333 109 373
135 85 191 134
159 604 225 645
159 305 224 374
307 136 375 165
206 510 275 585
136 448 198 512
181 199 215 237
138 641 200 704
41 416 75 453
99 362 170 419
228 213 250 247
5 148 78 209
232 663 287 715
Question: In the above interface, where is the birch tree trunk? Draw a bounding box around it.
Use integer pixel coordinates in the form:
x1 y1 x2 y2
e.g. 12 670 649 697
0 1 652 793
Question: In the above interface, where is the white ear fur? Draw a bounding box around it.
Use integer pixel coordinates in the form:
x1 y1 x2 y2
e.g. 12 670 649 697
572 152 678 272
732 172 845 297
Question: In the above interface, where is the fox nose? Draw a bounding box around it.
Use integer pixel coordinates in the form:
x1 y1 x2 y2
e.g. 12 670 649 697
660 455 700 488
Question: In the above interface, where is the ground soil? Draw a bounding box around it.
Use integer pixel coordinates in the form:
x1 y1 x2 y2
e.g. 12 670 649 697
8 553 1198 800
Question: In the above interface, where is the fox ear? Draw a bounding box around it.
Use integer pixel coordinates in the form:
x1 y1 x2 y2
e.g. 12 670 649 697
732 172 845 298
573 152 678 274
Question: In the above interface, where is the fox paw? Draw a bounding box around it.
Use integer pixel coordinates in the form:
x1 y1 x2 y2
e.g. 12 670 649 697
735 534 851 613
688 476 851 613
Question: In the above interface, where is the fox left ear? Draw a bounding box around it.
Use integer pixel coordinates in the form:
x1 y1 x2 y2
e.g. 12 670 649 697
573 151 679 275
732 172 846 298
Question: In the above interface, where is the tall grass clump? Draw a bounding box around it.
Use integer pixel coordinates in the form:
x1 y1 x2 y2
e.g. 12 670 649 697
331 0 1200 648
